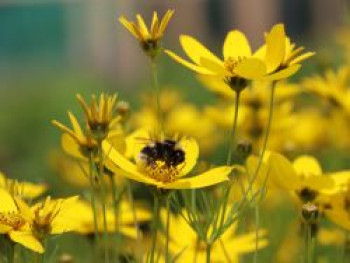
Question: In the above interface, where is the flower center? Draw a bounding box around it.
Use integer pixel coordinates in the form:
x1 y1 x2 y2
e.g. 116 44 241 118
223 56 245 75
138 139 185 183
0 212 25 230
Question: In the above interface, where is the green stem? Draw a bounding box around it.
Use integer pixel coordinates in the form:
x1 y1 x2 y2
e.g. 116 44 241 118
165 199 170 263
8 242 15 263
249 82 276 190
127 182 143 263
150 195 161 263
226 91 241 165
97 140 109 263
253 205 260 263
206 243 211 263
151 58 164 135
306 224 314 263
109 176 120 262
89 152 100 243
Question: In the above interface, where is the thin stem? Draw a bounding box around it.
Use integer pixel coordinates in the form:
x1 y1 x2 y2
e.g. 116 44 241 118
151 58 164 135
253 205 260 263
150 195 161 263
206 243 211 263
226 91 241 165
89 152 100 243
97 140 109 263
109 176 120 262
306 224 314 263
127 182 143 263
8 242 15 263
165 199 170 263
249 81 276 191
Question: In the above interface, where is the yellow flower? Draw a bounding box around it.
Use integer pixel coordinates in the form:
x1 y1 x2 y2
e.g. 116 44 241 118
255 24 315 79
70 199 151 238
103 130 231 189
0 171 46 200
159 210 268 262
0 189 78 253
266 152 335 204
119 10 175 57
76 93 121 140
52 93 125 159
165 24 307 92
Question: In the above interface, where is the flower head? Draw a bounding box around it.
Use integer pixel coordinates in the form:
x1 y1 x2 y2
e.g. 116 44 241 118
119 10 175 58
0 189 78 253
103 130 231 189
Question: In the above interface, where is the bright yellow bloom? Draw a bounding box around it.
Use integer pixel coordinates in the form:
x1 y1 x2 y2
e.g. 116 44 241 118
255 24 315 79
159 210 268 262
103 130 231 189
0 171 46 200
165 24 307 91
0 189 78 253
119 10 175 57
70 199 151 238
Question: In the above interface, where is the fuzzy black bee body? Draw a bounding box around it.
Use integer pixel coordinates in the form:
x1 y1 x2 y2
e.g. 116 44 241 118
140 139 185 167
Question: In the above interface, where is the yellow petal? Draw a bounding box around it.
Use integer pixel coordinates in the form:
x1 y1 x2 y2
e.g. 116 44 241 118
150 11 159 39
0 172 6 187
267 151 301 190
178 137 199 177
102 141 155 185
180 35 222 65
13 197 33 222
199 57 227 76
164 166 231 189
293 155 322 177
158 9 175 38
235 58 266 79
265 24 286 73
118 16 141 40
68 111 84 138
304 176 335 191
290 52 315 65
0 188 17 212
9 230 44 253
136 14 149 37
330 171 350 191
164 50 213 74
61 133 86 160
223 30 252 60
266 64 301 81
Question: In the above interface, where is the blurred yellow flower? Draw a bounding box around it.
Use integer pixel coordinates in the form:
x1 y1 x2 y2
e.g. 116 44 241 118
119 10 175 57
159 210 268 262
103 131 231 189
0 171 46 200
71 199 151 238
0 189 78 253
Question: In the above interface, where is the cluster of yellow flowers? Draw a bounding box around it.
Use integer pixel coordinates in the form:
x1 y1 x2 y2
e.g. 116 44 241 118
3 8 350 263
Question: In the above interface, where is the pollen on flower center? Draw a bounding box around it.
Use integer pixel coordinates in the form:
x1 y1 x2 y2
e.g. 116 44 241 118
0 212 25 229
224 56 245 74
138 139 185 183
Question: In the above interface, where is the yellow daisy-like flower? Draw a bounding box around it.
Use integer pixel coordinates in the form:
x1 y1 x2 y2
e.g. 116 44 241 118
159 210 268 262
165 24 307 92
0 189 78 253
119 10 175 58
103 131 231 189
0 171 46 200
255 24 315 79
